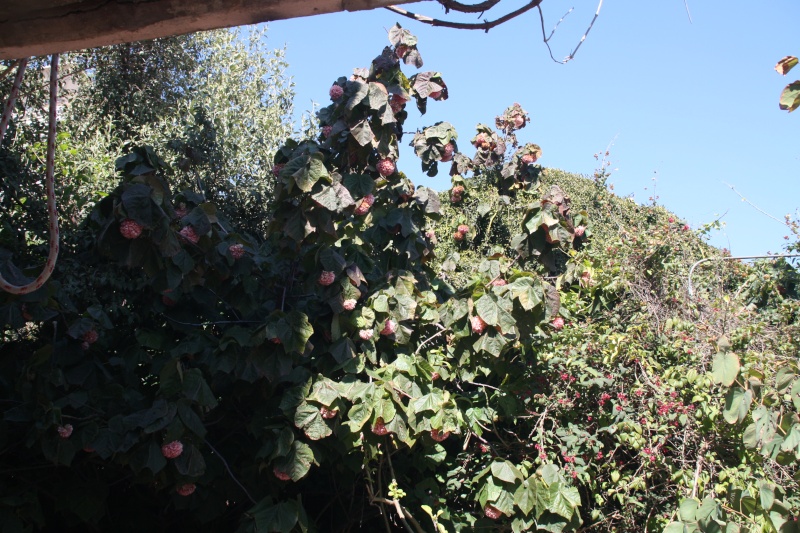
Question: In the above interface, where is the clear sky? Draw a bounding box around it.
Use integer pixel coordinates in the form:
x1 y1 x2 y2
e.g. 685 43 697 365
264 1 799 257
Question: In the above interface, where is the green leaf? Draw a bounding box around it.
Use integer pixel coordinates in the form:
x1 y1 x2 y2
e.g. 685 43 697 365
546 482 579 519
121 183 156 225
696 497 718 521
475 292 516 333
722 387 751 424
285 311 314 355
413 392 444 413
177 401 207 438
174 443 206 477
330 338 356 364
473 331 508 357
350 119 374 146
780 424 800 452
294 401 332 441
508 277 543 311
779 80 800 112
345 80 369 111
243 498 301 533
372 294 389 313
679 498 699 521
346 402 373 431
130 440 167 474
663 523 686 533
282 441 315 481
308 378 340 406
311 182 355 212
712 352 740 386
775 366 796 392
367 82 389 111
58 482 108 525
791 379 800 410
393 294 417 322
183 369 218 408
759 484 775 511
514 480 535 516
491 460 523 483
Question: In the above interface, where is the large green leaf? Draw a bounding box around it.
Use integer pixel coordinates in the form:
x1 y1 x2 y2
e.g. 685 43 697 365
294 401 332 441
349 119 374 146
475 292 516 333
130 440 167 474
491 460 523 483
546 482 580 520
183 369 218 408
663 523 686 533
508 277 543 311
308 378 340 406
283 441 315 482
241 498 303 533
311 182 355 212
514 480 535 516
711 352 740 386
722 386 751 424
679 498 699 521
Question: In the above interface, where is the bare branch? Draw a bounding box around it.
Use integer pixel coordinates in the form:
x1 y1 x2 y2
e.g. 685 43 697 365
539 6 573 64
414 323 448 355
437 0 502 14
566 0 604 62
538 0 604 64
386 1 544 32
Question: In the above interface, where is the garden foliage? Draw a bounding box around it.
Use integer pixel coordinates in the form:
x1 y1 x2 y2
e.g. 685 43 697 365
0 26 799 533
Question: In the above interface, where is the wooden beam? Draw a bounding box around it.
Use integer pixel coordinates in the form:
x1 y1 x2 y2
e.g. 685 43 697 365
0 0 422 60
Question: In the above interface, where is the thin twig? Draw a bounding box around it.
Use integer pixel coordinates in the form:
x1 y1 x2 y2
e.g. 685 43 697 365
468 381 502 392
0 60 20 84
386 1 544 32
414 323 448 355
364 466 392 533
204 439 257 504
384 446 424 533
539 6 574 63
724 182 791 227
689 440 706 499
164 316 261 327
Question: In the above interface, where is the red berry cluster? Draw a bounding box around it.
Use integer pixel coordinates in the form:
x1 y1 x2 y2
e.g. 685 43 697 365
450 184 465 204
228 243 245 259
376 159 396 177
179 225 200 244
354 194 375 216
120 219 143 240
470 315 487 334
372 418 389 436
161 440 184 459
57 424 73 439
430 428 450 442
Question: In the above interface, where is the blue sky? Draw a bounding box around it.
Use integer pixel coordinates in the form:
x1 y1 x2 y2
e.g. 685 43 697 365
265 1 799 256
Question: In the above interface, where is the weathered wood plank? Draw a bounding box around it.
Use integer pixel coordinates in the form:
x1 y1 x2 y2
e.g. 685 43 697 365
0 0 421 59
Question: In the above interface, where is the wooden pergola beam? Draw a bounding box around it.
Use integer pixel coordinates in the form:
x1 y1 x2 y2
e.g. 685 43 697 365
0 0 422 60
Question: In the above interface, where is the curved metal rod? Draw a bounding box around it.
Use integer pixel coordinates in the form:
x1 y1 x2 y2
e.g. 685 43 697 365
0 54 60 295
687 253 800 298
